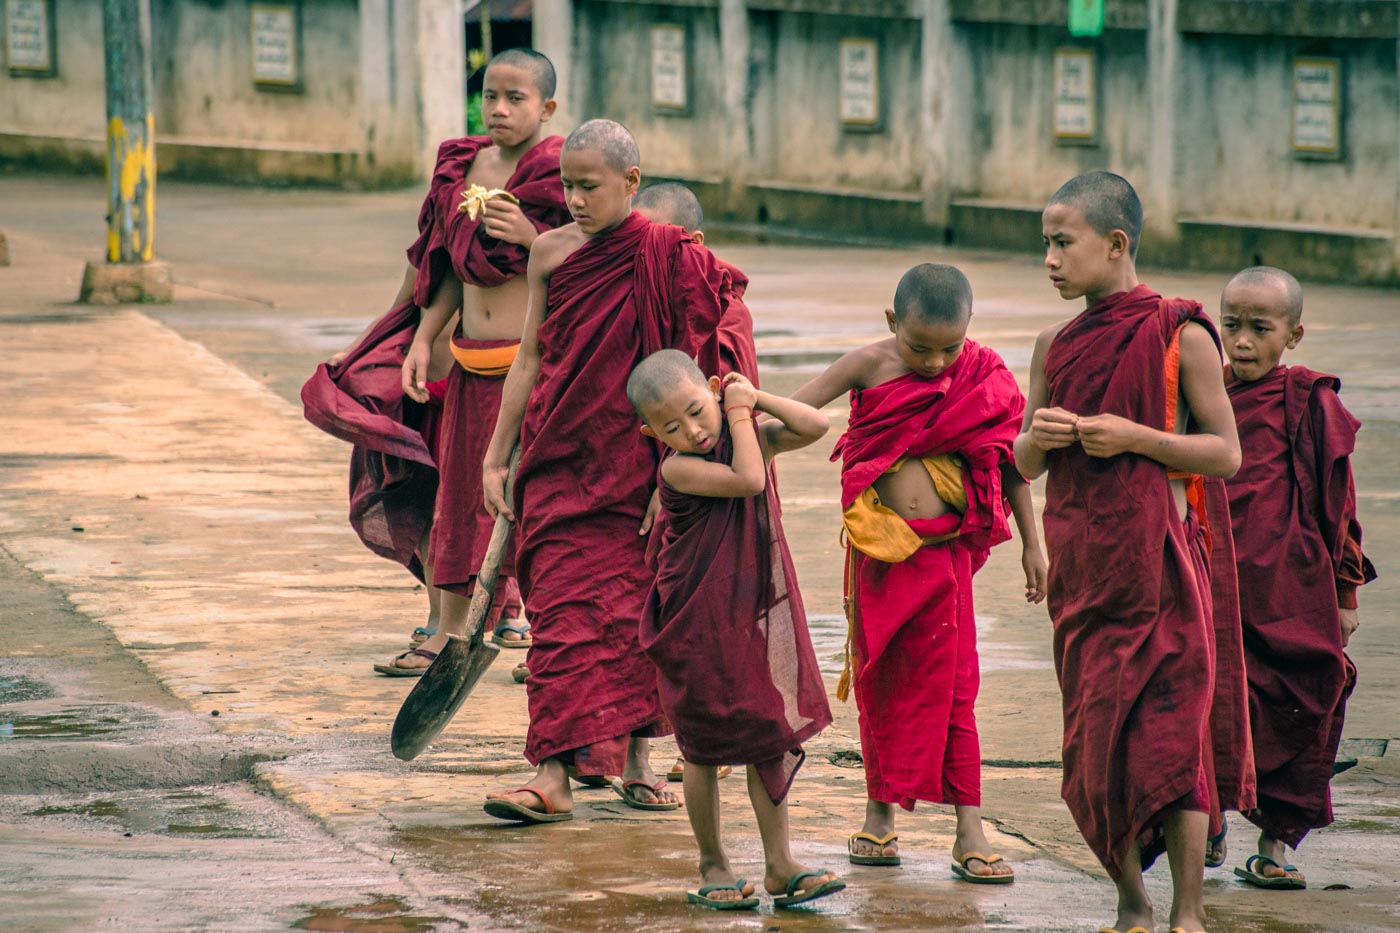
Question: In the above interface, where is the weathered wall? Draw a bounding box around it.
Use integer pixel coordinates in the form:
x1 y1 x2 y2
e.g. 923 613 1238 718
0 0 462 185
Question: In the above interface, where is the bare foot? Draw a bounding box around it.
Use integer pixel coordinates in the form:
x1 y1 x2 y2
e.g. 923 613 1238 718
850 799 898 860
485 761 573 815
952 823 1015 880
622 738 681 806
1249 833 1306 884
763 863 840 898
693 864 754 903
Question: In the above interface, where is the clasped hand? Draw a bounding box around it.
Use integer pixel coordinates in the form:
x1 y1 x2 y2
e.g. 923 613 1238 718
1031 407 1141 459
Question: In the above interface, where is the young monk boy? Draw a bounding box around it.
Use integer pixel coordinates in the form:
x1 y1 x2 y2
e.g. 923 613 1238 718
1015 171 1249 933
790 262 1046 882
1217 266 1375 890
479 119 733 821
629 352 843 910
374 48 571 675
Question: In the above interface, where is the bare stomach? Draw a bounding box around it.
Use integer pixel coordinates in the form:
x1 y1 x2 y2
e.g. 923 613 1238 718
872 460 955 520
460 276 530 341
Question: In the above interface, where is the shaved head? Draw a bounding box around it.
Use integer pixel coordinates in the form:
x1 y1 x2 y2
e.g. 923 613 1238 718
487 48 556 98
627 349 707 418
1048 171 1143 258
564 119 640 173
634 182 703 233
1223 265 1304 324
893 263 973 325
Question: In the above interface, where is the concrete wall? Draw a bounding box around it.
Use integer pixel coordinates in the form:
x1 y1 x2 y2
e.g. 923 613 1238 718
0 0 463 186
538 0 1400 283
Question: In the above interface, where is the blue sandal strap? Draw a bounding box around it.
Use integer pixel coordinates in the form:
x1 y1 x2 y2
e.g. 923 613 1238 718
785 871 828 896
1244 853 1281 874
697 879 749 897
494 621 531 636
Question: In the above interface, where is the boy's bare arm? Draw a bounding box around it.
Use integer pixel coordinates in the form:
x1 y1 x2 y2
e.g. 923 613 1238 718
403 275 464 402
1002 463 1048 603
662 379 767 498
754 385 830 458
482 237 559 520
1076 323 1240 478
788 349 867 410
1015 325 1076 480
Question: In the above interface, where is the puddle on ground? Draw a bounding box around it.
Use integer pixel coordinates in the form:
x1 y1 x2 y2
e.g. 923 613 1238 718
0 674 58 705
293 895 465 932
0 711 125 739
26 788 269 838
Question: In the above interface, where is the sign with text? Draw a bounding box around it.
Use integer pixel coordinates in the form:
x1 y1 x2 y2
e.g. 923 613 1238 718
1291 57 1341 157
1053 48 1096 142
6 0 54 76
650 24 687 111
251 3 298 89
839 38 879 128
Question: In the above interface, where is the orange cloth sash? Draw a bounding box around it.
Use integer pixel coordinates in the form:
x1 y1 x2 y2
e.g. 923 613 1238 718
1164 323 1210 549
450 341 519 376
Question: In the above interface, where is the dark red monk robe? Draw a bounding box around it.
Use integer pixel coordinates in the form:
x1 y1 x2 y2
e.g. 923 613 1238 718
1226 365 1375 848
717 261 760 384
834 342 1024 810
301 300 438 581
515 212 728 773
1043 285 1254 880
405 135 569 603
641 422 831 803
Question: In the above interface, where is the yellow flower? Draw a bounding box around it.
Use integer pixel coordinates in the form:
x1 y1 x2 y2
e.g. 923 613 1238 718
458 184 520 221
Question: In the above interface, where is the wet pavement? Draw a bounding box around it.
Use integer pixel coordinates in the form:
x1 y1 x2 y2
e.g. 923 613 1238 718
0 171 1398 931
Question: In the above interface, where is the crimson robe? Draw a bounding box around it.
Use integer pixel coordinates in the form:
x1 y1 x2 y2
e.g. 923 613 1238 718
834 342 1024 810
406 135 569 596
515 211 728 772
1043 285 1254 880
641 422 831 802
1225 364 1375 847
717 261 760 384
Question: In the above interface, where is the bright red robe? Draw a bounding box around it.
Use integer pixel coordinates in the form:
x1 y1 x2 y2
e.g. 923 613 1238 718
834 342 1024 810
1225 364 1374 847
1043 285 1254 880
641 422 831 803
515 212 728 772
406 135 569 597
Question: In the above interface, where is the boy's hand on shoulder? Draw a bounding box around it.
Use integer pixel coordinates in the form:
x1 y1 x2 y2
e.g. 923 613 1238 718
1030 407 1081 451
1022 546 1048 604
1340 607 1359 646
1075 413 1143 459
722 373 758 412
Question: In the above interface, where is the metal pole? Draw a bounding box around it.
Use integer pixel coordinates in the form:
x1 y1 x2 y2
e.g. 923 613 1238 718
102 0 156 264
481 0 493 62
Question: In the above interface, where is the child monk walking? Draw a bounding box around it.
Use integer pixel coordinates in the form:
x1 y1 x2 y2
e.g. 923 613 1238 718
480 120 734 820
1217 266 1375 890
1015 171 1251 933
628 352 842 910
376 48 571 675
791 262 1046 881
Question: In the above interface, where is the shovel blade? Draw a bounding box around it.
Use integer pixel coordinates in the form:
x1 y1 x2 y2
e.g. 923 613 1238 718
390 634 502 761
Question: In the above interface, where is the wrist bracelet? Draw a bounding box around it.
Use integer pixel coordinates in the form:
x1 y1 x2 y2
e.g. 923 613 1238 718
725 405 752 418
729 417 753 428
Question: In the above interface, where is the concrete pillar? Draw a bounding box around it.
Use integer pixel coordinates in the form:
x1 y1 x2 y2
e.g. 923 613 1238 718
416 0 465 173
919 0 959 230
1144 0 1180 247
719 0 751 213
533 0 576 130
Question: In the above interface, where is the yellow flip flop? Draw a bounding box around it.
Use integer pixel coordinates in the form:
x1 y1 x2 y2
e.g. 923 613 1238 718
951 851 1014 884
848 831 900 866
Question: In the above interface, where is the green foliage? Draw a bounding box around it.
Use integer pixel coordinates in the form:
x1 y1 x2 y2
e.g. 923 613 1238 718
467 92 486 136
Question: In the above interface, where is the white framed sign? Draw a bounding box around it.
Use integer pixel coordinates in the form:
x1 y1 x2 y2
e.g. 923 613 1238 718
251 3 299 89
839 38 880 128
1291 57 1341 157
650 24 687 112
6 0 55 76
1053 48 1096 142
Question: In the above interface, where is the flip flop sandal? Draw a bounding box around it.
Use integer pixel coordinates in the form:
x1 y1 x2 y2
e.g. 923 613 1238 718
1233 853 1306 889
1169 928 1208 933
1098 928 1151 933
951 851 1014 884
510 661 530 684
610 777 681 811
686 879 759 911
773 870 845 908
491 620 532 648
409 625 436 647
1205 816 1228 868
372 647 437 677
482 786 573 824
848 831 900 866
665 762 732 782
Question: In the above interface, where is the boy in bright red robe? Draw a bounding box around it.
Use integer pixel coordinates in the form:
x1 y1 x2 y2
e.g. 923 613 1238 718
478 120 732 822
630 351 842 909
792 263 1045 882
1217 266 1375 891
1015 172 1252 933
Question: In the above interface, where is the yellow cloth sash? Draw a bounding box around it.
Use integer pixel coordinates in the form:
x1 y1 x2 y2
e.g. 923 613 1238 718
840 454 966 563
450 341 519 376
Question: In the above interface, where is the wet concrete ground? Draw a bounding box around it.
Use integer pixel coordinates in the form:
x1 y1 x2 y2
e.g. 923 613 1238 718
0 171 1397 931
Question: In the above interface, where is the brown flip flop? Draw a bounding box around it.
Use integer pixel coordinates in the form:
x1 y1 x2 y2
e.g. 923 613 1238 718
483 786 573 823
373 647 437 677
610 777 681 811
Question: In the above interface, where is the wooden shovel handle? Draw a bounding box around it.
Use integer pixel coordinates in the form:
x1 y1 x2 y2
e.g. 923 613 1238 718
463 444 521 645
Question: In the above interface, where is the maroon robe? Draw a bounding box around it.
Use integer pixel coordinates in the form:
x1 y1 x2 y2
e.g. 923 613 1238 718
1225 364 1375 847
406 135 569 596
301 301 438 581
717 261 760 384
1043 285 1254 880
834 342 1024 810
641 422 831 802
515 212 728 772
